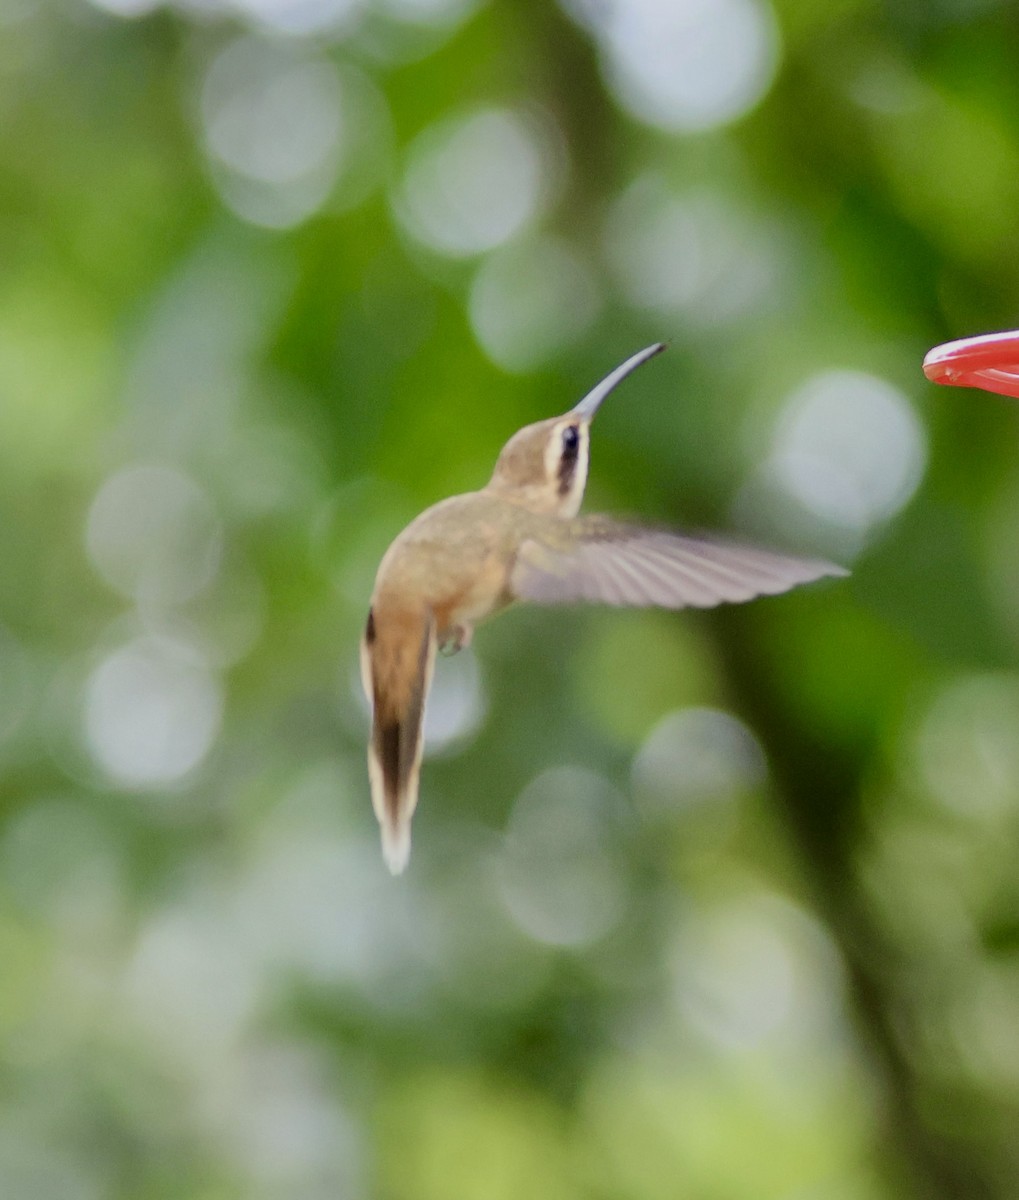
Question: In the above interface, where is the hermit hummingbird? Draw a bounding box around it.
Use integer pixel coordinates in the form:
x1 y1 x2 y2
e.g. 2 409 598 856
361 344 846 873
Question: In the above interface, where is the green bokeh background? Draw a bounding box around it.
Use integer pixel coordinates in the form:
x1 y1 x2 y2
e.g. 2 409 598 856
3 1 1019 1197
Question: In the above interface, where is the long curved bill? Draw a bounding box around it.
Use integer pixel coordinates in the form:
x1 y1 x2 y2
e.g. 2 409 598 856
571 343 667 420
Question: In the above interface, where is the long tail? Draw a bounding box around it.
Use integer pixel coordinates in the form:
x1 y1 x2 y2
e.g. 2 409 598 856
360 606 437 874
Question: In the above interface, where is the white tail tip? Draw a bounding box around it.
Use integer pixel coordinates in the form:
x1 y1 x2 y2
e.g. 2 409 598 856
381 819 411 875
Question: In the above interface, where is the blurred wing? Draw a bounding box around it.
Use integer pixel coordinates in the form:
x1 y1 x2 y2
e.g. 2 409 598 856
511 522 847 610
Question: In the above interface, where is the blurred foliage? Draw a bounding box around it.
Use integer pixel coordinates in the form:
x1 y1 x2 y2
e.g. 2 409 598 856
2 0 1019 1197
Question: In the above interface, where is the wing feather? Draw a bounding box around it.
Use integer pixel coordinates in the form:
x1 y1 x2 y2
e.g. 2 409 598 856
639 540 798 599
632 542 746 604
617 543 718 606
511 522 846 610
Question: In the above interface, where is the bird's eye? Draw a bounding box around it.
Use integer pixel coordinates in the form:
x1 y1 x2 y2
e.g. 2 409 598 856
562 425 580 454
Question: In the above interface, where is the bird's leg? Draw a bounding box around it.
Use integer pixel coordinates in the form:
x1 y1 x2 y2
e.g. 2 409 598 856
439 623 472 656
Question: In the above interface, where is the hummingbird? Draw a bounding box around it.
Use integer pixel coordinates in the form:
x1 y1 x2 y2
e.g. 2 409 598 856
361 344 846 873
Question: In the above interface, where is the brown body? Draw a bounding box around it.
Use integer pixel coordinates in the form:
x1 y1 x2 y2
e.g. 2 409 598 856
372 492 532 640
361 345 847 872
361 494 571 871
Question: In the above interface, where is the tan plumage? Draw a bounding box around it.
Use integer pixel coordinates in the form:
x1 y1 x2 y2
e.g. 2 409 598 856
361 345 847 872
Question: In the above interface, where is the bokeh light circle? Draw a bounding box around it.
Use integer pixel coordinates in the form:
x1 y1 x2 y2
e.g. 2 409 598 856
586 0 781 133
393 107 551 257
85 635 222 788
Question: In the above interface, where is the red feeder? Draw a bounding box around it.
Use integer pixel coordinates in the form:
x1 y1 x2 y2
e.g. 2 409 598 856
923 330 1019 399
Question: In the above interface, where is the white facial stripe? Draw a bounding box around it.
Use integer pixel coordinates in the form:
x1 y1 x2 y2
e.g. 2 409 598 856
557 422 589 518
573 430 591 514
543 422 563 484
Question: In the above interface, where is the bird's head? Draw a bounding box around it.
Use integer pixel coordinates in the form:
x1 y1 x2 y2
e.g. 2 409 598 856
486 344 666 518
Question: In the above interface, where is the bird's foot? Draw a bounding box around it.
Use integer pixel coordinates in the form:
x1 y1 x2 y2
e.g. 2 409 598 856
439 624 472 656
